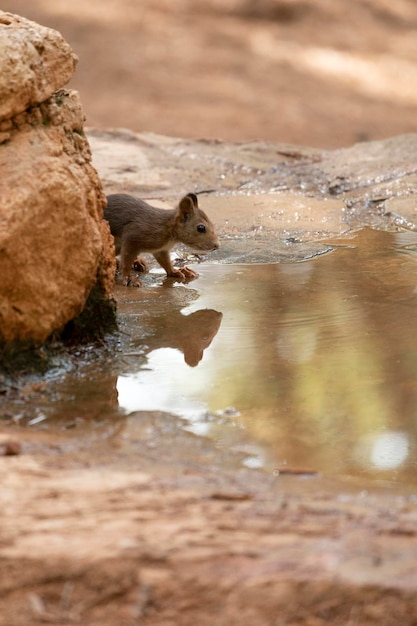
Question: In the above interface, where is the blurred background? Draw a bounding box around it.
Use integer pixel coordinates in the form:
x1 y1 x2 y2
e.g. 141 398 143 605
4 0 417 148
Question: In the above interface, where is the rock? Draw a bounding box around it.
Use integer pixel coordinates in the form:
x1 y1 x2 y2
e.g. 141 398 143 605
0 12 116 355
0 12 77 119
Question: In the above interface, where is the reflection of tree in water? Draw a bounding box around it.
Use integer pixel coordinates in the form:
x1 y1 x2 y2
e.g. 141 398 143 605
215 229 417 480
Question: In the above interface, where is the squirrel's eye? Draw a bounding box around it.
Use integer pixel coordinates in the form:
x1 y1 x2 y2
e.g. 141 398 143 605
197 224 206 233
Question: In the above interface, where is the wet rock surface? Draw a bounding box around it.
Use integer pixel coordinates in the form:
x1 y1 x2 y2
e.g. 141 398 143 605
90 128 417 247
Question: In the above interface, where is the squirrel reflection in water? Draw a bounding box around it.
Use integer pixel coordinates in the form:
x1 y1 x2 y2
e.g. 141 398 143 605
132 307 223 367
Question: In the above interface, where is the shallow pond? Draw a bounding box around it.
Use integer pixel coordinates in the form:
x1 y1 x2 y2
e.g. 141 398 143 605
3 228 417 488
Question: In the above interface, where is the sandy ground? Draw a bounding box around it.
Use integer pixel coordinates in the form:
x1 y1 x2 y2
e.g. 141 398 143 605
2 0 417 148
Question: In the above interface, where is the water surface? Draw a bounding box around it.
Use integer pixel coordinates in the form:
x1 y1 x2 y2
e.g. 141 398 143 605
115 228 417 485
3 228 417 487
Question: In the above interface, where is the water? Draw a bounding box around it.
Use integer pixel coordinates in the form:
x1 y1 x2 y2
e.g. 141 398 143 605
3 228 417 487
112 227 417 484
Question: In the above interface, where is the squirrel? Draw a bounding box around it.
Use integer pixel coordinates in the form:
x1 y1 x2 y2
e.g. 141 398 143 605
104 192 219 286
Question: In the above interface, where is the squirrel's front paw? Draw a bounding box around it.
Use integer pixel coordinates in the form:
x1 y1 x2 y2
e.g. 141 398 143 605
181 266 199 278
123 275 143 287
169 267 199 281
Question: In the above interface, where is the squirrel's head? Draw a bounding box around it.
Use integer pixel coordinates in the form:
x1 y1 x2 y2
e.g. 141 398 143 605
175 193 219 252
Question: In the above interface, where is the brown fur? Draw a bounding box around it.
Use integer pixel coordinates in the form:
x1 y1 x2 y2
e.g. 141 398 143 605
104 193 219 285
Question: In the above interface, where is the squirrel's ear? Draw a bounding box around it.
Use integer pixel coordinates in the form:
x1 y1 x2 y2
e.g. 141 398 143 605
186 192 198 207
179 194 196 222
